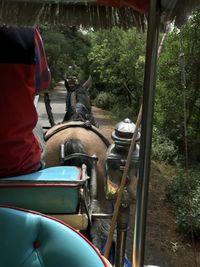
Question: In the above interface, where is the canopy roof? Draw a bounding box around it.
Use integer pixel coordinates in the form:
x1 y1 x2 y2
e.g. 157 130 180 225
1 0 200 28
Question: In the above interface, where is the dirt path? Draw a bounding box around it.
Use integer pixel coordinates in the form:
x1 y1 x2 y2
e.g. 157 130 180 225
92 106 114 142
92 105 199 267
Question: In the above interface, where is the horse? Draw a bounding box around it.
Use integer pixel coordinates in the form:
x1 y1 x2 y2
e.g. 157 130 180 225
44 76 112 249
62 75 98 127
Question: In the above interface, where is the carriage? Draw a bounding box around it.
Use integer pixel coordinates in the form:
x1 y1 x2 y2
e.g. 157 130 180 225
0 1 199 267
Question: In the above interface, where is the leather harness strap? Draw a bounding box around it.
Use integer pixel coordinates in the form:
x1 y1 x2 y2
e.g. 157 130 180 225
44 121 111 148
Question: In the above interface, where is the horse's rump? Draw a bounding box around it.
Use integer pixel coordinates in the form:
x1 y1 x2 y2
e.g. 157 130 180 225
45 121 110 204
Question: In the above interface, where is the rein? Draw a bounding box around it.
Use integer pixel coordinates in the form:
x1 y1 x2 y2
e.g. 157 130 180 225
44 121 111 148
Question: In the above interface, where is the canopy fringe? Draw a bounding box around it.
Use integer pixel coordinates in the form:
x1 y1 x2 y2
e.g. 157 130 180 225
0 1 146 29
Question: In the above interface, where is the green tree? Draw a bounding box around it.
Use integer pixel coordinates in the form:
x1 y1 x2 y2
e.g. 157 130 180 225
41 26 91 87
156 11 200 161
88 27 146 118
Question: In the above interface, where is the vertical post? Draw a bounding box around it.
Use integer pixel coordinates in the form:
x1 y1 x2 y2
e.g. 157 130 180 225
179 52 189 170
115 206 130 267
132 1 161 267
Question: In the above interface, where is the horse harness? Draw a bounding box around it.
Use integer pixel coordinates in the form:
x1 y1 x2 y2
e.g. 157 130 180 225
44 120 111 148
64 85 92 122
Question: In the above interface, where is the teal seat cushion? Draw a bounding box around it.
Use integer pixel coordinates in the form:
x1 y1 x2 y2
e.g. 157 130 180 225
0 166 82 214
0 206 107 267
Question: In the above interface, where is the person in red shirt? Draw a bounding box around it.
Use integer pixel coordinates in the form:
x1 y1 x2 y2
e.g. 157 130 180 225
0 26 51 178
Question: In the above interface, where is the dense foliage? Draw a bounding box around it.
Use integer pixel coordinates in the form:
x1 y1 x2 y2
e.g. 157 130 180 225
166 168 200 237
151 127 178 163
41 25 91 87
156 12 200 163
88 27 146 120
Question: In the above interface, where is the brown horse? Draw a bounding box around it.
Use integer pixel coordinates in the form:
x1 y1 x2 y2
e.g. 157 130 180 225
44 77 112 248
63 75 98 127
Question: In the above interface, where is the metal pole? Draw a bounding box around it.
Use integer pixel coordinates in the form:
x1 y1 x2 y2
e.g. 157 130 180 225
115 206 130 267
132 1 161 267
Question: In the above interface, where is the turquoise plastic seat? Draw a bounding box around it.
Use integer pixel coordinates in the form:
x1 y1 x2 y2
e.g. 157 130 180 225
0 206 108 267
1 166 81 181
0 166 83 213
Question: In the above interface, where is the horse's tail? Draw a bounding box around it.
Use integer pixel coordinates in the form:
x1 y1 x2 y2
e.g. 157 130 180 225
63 138 92 175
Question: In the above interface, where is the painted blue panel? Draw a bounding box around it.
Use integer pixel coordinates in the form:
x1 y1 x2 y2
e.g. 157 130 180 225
0 187 79 213
0 167 82 213
1 166 81 181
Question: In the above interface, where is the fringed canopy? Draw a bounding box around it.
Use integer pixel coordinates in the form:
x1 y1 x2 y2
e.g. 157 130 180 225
0 1 146 29
0 0 200 29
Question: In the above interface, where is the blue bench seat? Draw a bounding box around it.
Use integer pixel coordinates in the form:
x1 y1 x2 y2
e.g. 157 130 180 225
0 206 108 267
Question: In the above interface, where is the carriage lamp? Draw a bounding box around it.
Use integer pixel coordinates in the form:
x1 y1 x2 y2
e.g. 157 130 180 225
105 118 140 200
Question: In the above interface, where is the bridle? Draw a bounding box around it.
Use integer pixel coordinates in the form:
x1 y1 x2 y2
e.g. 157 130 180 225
66 86 90 122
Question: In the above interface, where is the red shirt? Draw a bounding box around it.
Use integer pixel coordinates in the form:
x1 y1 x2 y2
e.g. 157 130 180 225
0 27 50 177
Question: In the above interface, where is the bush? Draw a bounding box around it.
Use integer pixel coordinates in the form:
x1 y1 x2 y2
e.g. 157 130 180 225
152 127 178 164
110 104 135 122
166 168 200 237
94 92 115 110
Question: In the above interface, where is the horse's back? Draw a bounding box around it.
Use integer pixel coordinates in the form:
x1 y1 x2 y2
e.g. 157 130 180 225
45 122 109 205
45 122 108 167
